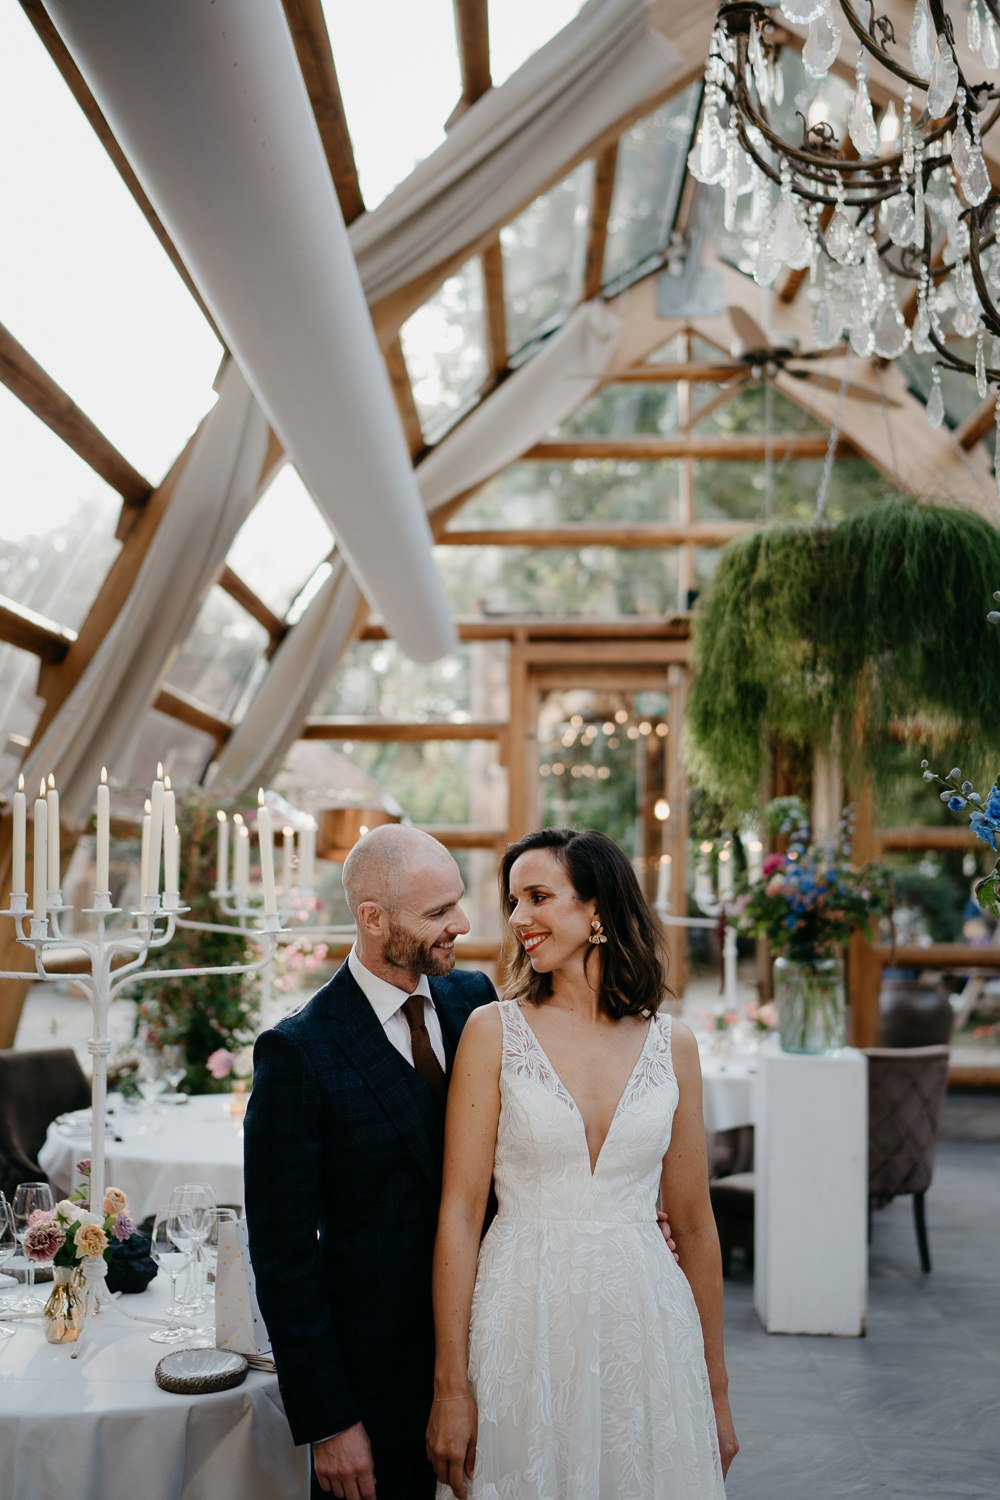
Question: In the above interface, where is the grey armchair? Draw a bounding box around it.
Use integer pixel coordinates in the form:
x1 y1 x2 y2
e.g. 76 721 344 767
862 1044 950 1273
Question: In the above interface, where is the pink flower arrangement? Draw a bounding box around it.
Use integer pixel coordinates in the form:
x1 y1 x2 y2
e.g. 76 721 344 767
23 1217 66 1263
745 998 778 1033
24 1163 135 1268
206 1046 253 1081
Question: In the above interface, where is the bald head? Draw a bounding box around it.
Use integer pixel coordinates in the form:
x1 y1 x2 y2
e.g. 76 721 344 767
342 824 458 917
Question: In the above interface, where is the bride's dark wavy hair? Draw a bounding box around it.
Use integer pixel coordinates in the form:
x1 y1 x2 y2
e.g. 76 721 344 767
499 827 670 1020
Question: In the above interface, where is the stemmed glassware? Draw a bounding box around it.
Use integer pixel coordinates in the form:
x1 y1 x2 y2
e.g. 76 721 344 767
160 1044 186 1100
148 1205 193 1343
0 1193 18 1337
11 1182 54 1310
137 1053 167 1116
169 1183 216 1311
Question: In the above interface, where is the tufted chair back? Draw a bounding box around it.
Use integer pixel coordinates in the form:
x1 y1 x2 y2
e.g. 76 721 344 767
862 1044 950 1272
0 1048 91 1199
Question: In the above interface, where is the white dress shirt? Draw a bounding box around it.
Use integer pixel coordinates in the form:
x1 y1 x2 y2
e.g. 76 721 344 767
347 945 447 1071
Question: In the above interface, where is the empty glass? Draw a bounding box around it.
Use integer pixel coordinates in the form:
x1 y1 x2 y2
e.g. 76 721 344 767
137 1053 167 1114
148 1206 192 1343
11 1182 54 1310
168 1183 216 1310
0 1194 17 1337
160 1044 186 1099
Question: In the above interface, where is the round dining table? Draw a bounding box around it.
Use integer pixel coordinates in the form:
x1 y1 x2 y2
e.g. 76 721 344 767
699 1048 759 1134
38 1093 247 1222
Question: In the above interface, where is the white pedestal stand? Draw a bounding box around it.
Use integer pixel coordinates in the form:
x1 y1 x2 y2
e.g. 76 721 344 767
754 1045 868 1336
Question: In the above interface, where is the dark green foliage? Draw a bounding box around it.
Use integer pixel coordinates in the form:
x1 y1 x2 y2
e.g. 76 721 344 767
687 498 1000 814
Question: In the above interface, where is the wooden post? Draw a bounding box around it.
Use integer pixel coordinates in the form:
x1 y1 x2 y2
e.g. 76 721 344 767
846 780 882 1047
664 665 689 997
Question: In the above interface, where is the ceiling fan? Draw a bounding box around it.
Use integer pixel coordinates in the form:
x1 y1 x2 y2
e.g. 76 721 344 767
716 307 901 407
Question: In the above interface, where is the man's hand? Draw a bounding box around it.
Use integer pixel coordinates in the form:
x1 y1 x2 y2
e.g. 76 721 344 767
313 1422 376 1499
656 1209 680 1263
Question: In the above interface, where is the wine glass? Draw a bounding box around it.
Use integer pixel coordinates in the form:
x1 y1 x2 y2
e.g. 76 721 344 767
203 1207 238 1285
137 1053 167 1116
11 1182 54 1311
148 1206 192 1343
169 1184 215 1310
0 1194 17 1337
160 1044 186 1099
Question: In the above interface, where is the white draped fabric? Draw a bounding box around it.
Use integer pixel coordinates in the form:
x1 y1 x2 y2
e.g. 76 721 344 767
212 301 624 787
21 362 268 826
349 0 681 305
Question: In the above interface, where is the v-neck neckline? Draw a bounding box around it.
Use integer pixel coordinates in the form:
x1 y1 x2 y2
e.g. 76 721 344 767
512 1002 655 1178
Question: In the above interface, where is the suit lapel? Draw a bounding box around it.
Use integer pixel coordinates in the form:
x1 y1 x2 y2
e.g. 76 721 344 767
322 964 440 1189
432 979 470 1074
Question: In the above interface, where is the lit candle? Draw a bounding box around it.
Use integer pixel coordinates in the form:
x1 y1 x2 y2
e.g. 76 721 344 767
96 768 110 894
12 774 26 896
33 780 48 919
718 846 734 901
695 841 714 909
747 838 763 884
140 798 152 904
163 776 178 895
655 854 671 910
257 789 277 916
234 818 250 902
147 764 165 900
216 810 229 892
300 816 316 888
46 773 60 892
282 826 295 894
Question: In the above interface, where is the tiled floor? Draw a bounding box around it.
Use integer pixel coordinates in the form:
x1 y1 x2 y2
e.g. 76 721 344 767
722 1098 1000 1499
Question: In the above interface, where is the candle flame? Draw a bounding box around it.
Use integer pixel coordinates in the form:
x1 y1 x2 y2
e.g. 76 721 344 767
217 810 227 824
164 774 171 791
100 767 108 785
17 773 23 791
233 813 244 827
47 772 55 789
156 762 164 780
39 780 46 798
144 799 152 815
240 824 250 839
258 787 266 807
283 826 294 838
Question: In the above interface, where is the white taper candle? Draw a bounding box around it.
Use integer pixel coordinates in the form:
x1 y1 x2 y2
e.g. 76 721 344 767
96 768 110 893
12 774 26 896
33 781 47 919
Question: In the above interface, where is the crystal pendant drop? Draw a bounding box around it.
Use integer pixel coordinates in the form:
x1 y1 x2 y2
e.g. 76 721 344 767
826 203 854 263
849 322 874 358
963 115 992 206
848 52 879 155
928 40 959 117
901 89 914 175
913 297 933 355
954 303 980 337
910 0 935 77
913 140 926 249
926 369 945 428
803 8 841 77
873 302 910 359
994 395 1000 502
992 335 1000 370
976 330 988 399
687 108 726 185
779 0 824 22
984 16 1000 70
886 194 916 247
770 190 811 270
748 18 771 105
953 93 973 177
968 0 983 53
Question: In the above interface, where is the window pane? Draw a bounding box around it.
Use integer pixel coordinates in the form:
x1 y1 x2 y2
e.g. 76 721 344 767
436 544 679 615
400 258 488 441
489 0 586 88
553 383 680 437
227 466 334 616
120 708 216 789
336 739 503 825
501 162 593 354
0 386 121 630
164 587 270 718
314 639 506 719
456 460 681 527
1 6 222 484
321 0 459 208
602 87 700 290
692 382 827 436
0 641 43 788
694 457 898 523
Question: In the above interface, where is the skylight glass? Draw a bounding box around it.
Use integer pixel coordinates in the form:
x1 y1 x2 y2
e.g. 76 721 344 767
0 384 121 631
456 460 681 527
502 162 593 354
552 383 680 437
435 543 680 616
0 642 43 790
489 0 586 88
322 0 459 209
603 86 700 290
227 465 334 617
400 258 488 442
164 587 270 719
1 6 222 485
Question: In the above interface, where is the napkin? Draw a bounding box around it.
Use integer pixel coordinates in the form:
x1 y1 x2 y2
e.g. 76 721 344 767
215 1215 272 1359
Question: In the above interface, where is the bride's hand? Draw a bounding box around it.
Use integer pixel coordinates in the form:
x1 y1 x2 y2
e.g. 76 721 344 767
713 1392 739 1478
427 1392 478 1499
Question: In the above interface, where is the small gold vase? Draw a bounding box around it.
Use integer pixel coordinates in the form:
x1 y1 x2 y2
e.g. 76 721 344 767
43 1265 86 1344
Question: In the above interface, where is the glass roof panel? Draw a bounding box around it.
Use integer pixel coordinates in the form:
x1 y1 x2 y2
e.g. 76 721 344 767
551 383 680 437
163 587 270 719
322 0 459 209
315 639 504 719
0 385 121 631
602 86 700 291
694 457 901 523
400 257 488 442
456 459 681 527
336 739 503 826
0 642 43 790
692 381 827 435
121 708 216 790
435 543 680 615
501 161 593 355
489 0 586 89
1 6 222 485
227 465 334 617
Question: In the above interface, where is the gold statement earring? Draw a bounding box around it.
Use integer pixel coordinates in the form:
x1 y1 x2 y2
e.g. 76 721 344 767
589 917 607 945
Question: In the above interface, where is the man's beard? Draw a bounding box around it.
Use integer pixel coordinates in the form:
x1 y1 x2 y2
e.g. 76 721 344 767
383 918 456 977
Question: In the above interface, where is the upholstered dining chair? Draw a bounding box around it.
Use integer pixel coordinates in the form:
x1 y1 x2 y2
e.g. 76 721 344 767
0 1048 90 1199
862 1044 950 1274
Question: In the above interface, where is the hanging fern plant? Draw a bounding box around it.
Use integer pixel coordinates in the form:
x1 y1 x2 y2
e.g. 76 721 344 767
686 497 1000 815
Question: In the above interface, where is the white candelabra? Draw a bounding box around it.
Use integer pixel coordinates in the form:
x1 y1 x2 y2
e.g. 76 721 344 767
1 768 282 1351
656 838 762 1013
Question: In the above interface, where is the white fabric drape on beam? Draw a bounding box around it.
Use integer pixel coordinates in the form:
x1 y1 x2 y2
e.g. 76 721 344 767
349 0 681 306
211 301 623 789
21 363 268 826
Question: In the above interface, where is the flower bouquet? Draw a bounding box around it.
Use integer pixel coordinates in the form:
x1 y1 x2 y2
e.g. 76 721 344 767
22 1161 134 1343
920 761 1000 915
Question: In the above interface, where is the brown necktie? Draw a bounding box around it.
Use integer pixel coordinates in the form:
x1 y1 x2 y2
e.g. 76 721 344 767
402 995 447 1102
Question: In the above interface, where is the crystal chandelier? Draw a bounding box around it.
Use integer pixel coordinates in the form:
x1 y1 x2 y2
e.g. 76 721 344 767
688 2 1000 429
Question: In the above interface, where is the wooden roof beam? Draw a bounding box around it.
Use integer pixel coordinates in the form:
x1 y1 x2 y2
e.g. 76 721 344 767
382 337 426 458
439 522 754 547
453 0 492 107
0 322 151 504
481 239 509 379
359 615 691 641
526 434 853 460
583 143 619 301
154 685 233 746
302 719 506 741
280 0 365 224
19 1 222 340
0 596 77 664
956 398 997 450
218 566 288 641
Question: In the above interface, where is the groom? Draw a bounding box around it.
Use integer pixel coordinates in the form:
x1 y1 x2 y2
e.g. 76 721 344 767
244 825 496 1500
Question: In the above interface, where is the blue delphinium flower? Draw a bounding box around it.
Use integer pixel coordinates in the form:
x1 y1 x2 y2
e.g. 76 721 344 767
947 795 967 812
969 812 999 852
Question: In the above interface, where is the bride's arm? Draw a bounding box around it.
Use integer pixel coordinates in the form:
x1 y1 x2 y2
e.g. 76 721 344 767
659 1019 740 1478
427 1004 503 1500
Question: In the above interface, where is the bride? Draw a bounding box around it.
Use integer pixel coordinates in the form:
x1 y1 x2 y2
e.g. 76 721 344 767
426 827 738 1499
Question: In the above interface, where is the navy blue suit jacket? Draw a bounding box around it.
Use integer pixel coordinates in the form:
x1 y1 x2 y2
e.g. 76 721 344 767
244 960 495 1449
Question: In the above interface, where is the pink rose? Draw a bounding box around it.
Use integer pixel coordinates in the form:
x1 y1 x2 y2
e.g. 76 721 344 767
206 1047 236 1080
762 854 785 878
23 1218 66 1263
103 1187 128 1216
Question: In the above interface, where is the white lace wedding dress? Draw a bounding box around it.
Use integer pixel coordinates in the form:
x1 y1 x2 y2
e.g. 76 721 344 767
439 1000 725 1500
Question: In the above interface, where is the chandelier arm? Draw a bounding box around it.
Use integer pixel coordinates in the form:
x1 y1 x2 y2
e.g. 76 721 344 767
967 200 1000 340
836 0 964 97
926 322 1000 382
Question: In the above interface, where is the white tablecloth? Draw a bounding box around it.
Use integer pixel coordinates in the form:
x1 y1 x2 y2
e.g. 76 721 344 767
38 1094 247 1222
0 1274 308 1500
699 1052 758 1134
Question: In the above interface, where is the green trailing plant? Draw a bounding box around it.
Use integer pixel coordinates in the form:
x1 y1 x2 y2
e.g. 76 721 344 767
133 792 260 1094
686 498 1000 815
